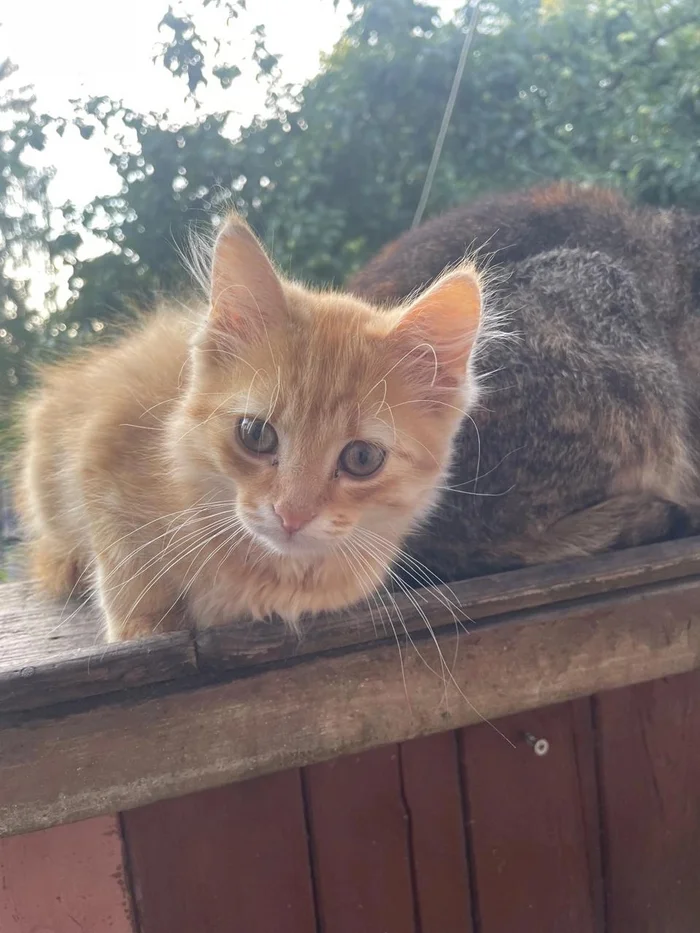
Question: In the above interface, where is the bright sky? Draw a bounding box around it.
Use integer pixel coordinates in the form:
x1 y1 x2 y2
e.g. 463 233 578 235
2 0 361 206
3 0 460 306
4 0 462 208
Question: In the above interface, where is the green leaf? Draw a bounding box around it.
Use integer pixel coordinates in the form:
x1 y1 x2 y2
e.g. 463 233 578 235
212 64 242 88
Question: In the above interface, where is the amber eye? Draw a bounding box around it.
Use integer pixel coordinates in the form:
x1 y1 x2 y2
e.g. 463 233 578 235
338 441 386 478
238 418 278 455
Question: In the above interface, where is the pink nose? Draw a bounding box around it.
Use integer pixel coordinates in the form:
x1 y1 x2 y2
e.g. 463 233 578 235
273 503 317 535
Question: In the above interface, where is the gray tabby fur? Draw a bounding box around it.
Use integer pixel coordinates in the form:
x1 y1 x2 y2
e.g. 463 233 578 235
348 184 700 579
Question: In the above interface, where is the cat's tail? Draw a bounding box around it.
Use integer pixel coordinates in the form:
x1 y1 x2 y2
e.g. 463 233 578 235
500 494 694 565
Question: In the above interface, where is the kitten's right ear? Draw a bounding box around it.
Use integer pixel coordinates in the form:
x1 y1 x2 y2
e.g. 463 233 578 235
206 214 287 345
388 264 482 396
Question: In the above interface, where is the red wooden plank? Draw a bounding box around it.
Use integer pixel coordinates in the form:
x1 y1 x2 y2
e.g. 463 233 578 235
400 732 474 933
460 700 603 933
122 770 316 933
304 744 417 933
0 815 135 933
596 670 700 933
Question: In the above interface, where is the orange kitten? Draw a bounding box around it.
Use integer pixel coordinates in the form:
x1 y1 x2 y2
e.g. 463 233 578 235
18 217 482 641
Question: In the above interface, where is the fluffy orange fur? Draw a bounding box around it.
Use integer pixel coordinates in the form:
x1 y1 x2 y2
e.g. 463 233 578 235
18 217 482 641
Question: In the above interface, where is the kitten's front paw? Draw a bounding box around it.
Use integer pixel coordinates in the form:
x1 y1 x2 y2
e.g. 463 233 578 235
106 606 187 642
31 537 83 598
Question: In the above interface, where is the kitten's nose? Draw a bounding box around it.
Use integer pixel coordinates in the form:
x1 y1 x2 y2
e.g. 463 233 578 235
273 503 317 535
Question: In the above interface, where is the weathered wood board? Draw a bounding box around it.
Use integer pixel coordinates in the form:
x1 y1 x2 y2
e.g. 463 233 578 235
1 537 700 836
0 816 135 932
597 670 700 933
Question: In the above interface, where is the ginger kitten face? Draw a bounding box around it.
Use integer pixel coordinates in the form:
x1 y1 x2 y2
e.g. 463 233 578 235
173 216 482 562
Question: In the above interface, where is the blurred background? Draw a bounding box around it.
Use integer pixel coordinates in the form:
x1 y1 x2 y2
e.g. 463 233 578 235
1 0 699 576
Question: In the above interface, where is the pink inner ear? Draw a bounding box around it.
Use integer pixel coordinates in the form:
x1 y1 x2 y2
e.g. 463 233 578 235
209 217 287 343
392 269 482 390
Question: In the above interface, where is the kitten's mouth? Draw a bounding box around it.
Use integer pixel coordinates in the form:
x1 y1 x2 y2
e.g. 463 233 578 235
257 528 334 557
241 513 336 558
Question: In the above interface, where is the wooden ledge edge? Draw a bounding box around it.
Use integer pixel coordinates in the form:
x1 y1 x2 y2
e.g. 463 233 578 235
1 575 699 837
3 535 700 715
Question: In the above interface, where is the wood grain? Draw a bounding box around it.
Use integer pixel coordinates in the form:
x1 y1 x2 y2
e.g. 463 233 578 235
0 816 135 933
304 745 417 933
196 535 700 670
597 670 700 933
3 536 700 714
0 582 102 665
2 577 700 837
0 631 197 711
399 732 474 933
460 701 604 933
123 773 317 933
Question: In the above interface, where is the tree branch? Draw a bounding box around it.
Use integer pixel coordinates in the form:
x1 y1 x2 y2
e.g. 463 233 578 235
606 15 700 93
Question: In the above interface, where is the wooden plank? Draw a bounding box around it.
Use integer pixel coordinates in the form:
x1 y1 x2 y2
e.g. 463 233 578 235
196 536 700 670
0 581 103 664
3 535 700 715
0 581 198 713
400 732 474 933
0 815 135 933
571 699 606 931
597 670 700 933
122 772 316 933
0 631 198 711
460 701 603 933
304 745 416 933
2 577 700 836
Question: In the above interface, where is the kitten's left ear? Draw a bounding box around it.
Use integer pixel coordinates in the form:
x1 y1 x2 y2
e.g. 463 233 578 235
390 265 482 392
208 214 287 344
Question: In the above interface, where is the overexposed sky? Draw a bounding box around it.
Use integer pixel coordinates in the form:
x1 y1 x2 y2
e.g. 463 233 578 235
5 0 462 209
3 0 461 306
3 0 359 205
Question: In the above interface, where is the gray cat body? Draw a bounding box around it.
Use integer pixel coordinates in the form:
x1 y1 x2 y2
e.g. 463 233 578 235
348 184 700 579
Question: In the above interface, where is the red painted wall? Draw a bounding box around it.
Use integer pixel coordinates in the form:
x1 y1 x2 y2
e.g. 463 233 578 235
0 816 135 933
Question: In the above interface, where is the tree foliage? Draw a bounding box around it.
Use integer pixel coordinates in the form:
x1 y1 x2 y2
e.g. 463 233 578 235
1 0 700 409
0 58 55 404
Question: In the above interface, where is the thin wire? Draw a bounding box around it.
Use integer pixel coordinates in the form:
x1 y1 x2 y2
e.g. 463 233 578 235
411 1 482 230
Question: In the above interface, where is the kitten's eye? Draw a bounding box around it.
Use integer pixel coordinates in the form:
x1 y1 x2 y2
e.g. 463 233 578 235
339 441 386 478
238 417 278 455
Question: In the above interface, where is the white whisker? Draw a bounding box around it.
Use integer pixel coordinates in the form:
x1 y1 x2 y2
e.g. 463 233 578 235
351 536 514 747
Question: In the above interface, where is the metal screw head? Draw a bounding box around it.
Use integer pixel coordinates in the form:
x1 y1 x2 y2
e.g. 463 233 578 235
524 732 550 757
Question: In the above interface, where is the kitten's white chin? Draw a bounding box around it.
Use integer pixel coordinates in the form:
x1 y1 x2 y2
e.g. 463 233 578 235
262 534 334 558
240 506 343 559
248 523 336 559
